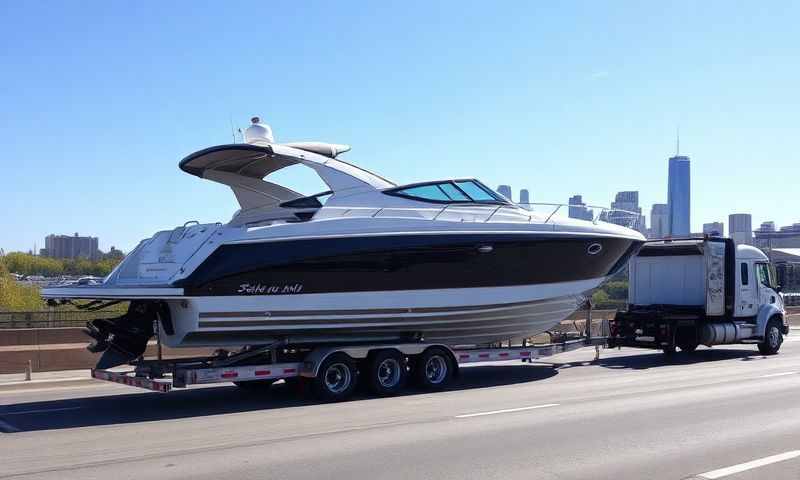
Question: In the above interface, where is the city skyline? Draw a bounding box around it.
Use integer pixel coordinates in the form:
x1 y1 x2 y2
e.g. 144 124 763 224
1 3 798 252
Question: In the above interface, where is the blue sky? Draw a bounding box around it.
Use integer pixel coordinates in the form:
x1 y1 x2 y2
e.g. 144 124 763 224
1 1 798 252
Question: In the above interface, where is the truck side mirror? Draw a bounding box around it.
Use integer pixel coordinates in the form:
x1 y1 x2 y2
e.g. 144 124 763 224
775 285 782 293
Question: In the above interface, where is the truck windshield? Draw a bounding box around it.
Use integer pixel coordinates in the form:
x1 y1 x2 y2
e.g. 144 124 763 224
756 263 773 288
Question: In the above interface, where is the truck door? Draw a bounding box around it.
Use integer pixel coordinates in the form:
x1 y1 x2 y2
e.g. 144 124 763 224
756 262 778 306
737 261 757 317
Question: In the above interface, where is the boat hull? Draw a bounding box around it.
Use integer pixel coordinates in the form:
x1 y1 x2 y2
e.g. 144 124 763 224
162 279 602 348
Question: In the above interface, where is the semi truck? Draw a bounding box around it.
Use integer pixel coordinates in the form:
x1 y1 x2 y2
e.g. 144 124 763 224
608 237 788 355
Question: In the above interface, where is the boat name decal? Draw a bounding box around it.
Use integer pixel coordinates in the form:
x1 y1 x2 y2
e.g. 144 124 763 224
237 283 304 295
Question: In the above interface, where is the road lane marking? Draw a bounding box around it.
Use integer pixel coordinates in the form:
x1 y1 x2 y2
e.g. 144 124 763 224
697 450 800 479
759 371 798 378
455 403 559 418
1 406 81 416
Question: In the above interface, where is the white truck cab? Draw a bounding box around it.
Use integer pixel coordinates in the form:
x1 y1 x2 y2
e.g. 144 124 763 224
735 245 783 317
610 237 787 355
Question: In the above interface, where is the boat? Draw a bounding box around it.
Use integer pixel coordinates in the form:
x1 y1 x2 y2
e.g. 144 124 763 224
42 117 646 368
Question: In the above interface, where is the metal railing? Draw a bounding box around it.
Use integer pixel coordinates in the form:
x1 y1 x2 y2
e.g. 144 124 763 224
307 202 643 228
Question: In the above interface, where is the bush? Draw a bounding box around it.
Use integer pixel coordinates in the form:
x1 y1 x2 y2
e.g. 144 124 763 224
0 263 45 311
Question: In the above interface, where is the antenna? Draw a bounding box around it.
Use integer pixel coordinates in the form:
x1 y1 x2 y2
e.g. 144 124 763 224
676 126 680 156
229 116 236 144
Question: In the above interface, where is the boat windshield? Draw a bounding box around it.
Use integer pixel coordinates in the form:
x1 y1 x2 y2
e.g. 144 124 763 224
384 180 507 204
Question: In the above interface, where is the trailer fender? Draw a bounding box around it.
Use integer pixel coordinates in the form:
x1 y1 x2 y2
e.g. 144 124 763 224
755 304 784 337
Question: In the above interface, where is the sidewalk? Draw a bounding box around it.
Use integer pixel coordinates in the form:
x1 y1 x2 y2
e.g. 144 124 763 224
0 368 96 392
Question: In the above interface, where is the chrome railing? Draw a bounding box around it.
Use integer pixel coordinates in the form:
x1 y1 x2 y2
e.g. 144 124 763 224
308 202 643 228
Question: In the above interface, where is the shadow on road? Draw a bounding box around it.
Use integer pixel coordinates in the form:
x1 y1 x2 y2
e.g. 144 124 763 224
0 363 557 432
552 346 767 371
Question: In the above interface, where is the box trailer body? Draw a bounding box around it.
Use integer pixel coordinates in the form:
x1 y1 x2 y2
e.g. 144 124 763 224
609 237 788 354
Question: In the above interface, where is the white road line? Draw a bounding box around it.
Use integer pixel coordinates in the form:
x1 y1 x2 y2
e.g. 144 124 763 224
0 419 21 433
759 371 798 378
455 403 559 418
697 450 800 479
2 406 81 416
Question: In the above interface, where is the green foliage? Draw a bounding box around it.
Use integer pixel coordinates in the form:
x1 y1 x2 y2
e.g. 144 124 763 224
0 252 121 277
0 263 45 311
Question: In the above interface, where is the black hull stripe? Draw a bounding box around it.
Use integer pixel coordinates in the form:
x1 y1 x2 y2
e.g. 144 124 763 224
197 306 576 329
178 234 643 296
196 297 561 319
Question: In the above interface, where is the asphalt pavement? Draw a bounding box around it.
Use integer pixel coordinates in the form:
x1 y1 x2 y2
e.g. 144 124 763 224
2 335 800 480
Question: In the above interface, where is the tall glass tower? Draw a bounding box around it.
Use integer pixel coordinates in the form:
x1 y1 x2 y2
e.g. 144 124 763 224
667 155 691 236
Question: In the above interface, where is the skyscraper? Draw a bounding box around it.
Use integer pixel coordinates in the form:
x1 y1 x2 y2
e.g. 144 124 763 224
649 204 669 239
496 185 512 202
609 191 645 233
519 189 530 206
667 155 691 236
729 213 753 245
568 194 593 221
703 222 724 237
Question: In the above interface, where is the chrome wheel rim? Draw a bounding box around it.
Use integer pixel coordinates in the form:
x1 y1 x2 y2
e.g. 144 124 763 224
425 355 447 384
324 363 351 394
377 358 402 388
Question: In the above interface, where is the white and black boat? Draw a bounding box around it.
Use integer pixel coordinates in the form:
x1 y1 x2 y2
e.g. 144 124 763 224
42 117 645 368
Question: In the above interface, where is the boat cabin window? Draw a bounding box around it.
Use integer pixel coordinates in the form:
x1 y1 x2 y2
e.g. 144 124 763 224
385 180 506 204
280 191 333 209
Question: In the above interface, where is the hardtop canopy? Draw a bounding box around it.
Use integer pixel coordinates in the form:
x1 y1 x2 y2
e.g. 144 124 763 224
178 143 395 211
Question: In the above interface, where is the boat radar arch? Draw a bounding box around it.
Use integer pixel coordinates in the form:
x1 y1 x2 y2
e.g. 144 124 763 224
244 116 274 145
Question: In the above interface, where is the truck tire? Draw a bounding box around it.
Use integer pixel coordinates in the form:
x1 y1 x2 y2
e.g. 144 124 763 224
414 347 454 390
678 341 698 353
312 353 358 401
365 349 407 396
758 318 783 355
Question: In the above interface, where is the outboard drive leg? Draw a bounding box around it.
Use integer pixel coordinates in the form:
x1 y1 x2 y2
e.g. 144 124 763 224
83 301 162 369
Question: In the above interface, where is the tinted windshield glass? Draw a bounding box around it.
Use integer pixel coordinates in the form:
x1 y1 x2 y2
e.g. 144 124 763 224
454 181 496 201
387 180 505 204
398 185 451 201
439 183 469 200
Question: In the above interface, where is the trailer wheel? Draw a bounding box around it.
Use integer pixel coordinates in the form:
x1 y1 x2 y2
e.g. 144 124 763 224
365 349 407 396
414 347 454 390
234 379 275 391
758 318 783 355
313 353 358 401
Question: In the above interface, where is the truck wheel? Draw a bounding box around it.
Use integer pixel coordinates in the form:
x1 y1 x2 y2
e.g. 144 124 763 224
233 379 275 390
678 342 698 353
366 349 407 396
313 353 358 401
414 347 454 390
758 318 783 355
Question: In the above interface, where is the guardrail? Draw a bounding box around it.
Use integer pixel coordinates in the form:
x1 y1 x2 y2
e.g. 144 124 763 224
0 310 121 329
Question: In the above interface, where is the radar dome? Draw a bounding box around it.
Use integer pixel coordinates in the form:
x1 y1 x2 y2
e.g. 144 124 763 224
244 116 274 145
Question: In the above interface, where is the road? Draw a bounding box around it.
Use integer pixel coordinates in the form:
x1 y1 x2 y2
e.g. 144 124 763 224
2 337 800 480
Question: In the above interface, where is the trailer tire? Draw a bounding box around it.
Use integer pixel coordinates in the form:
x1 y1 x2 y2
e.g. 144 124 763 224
313 353 358 401
414 347 454 390
365 349 407 396
758 317 783 355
